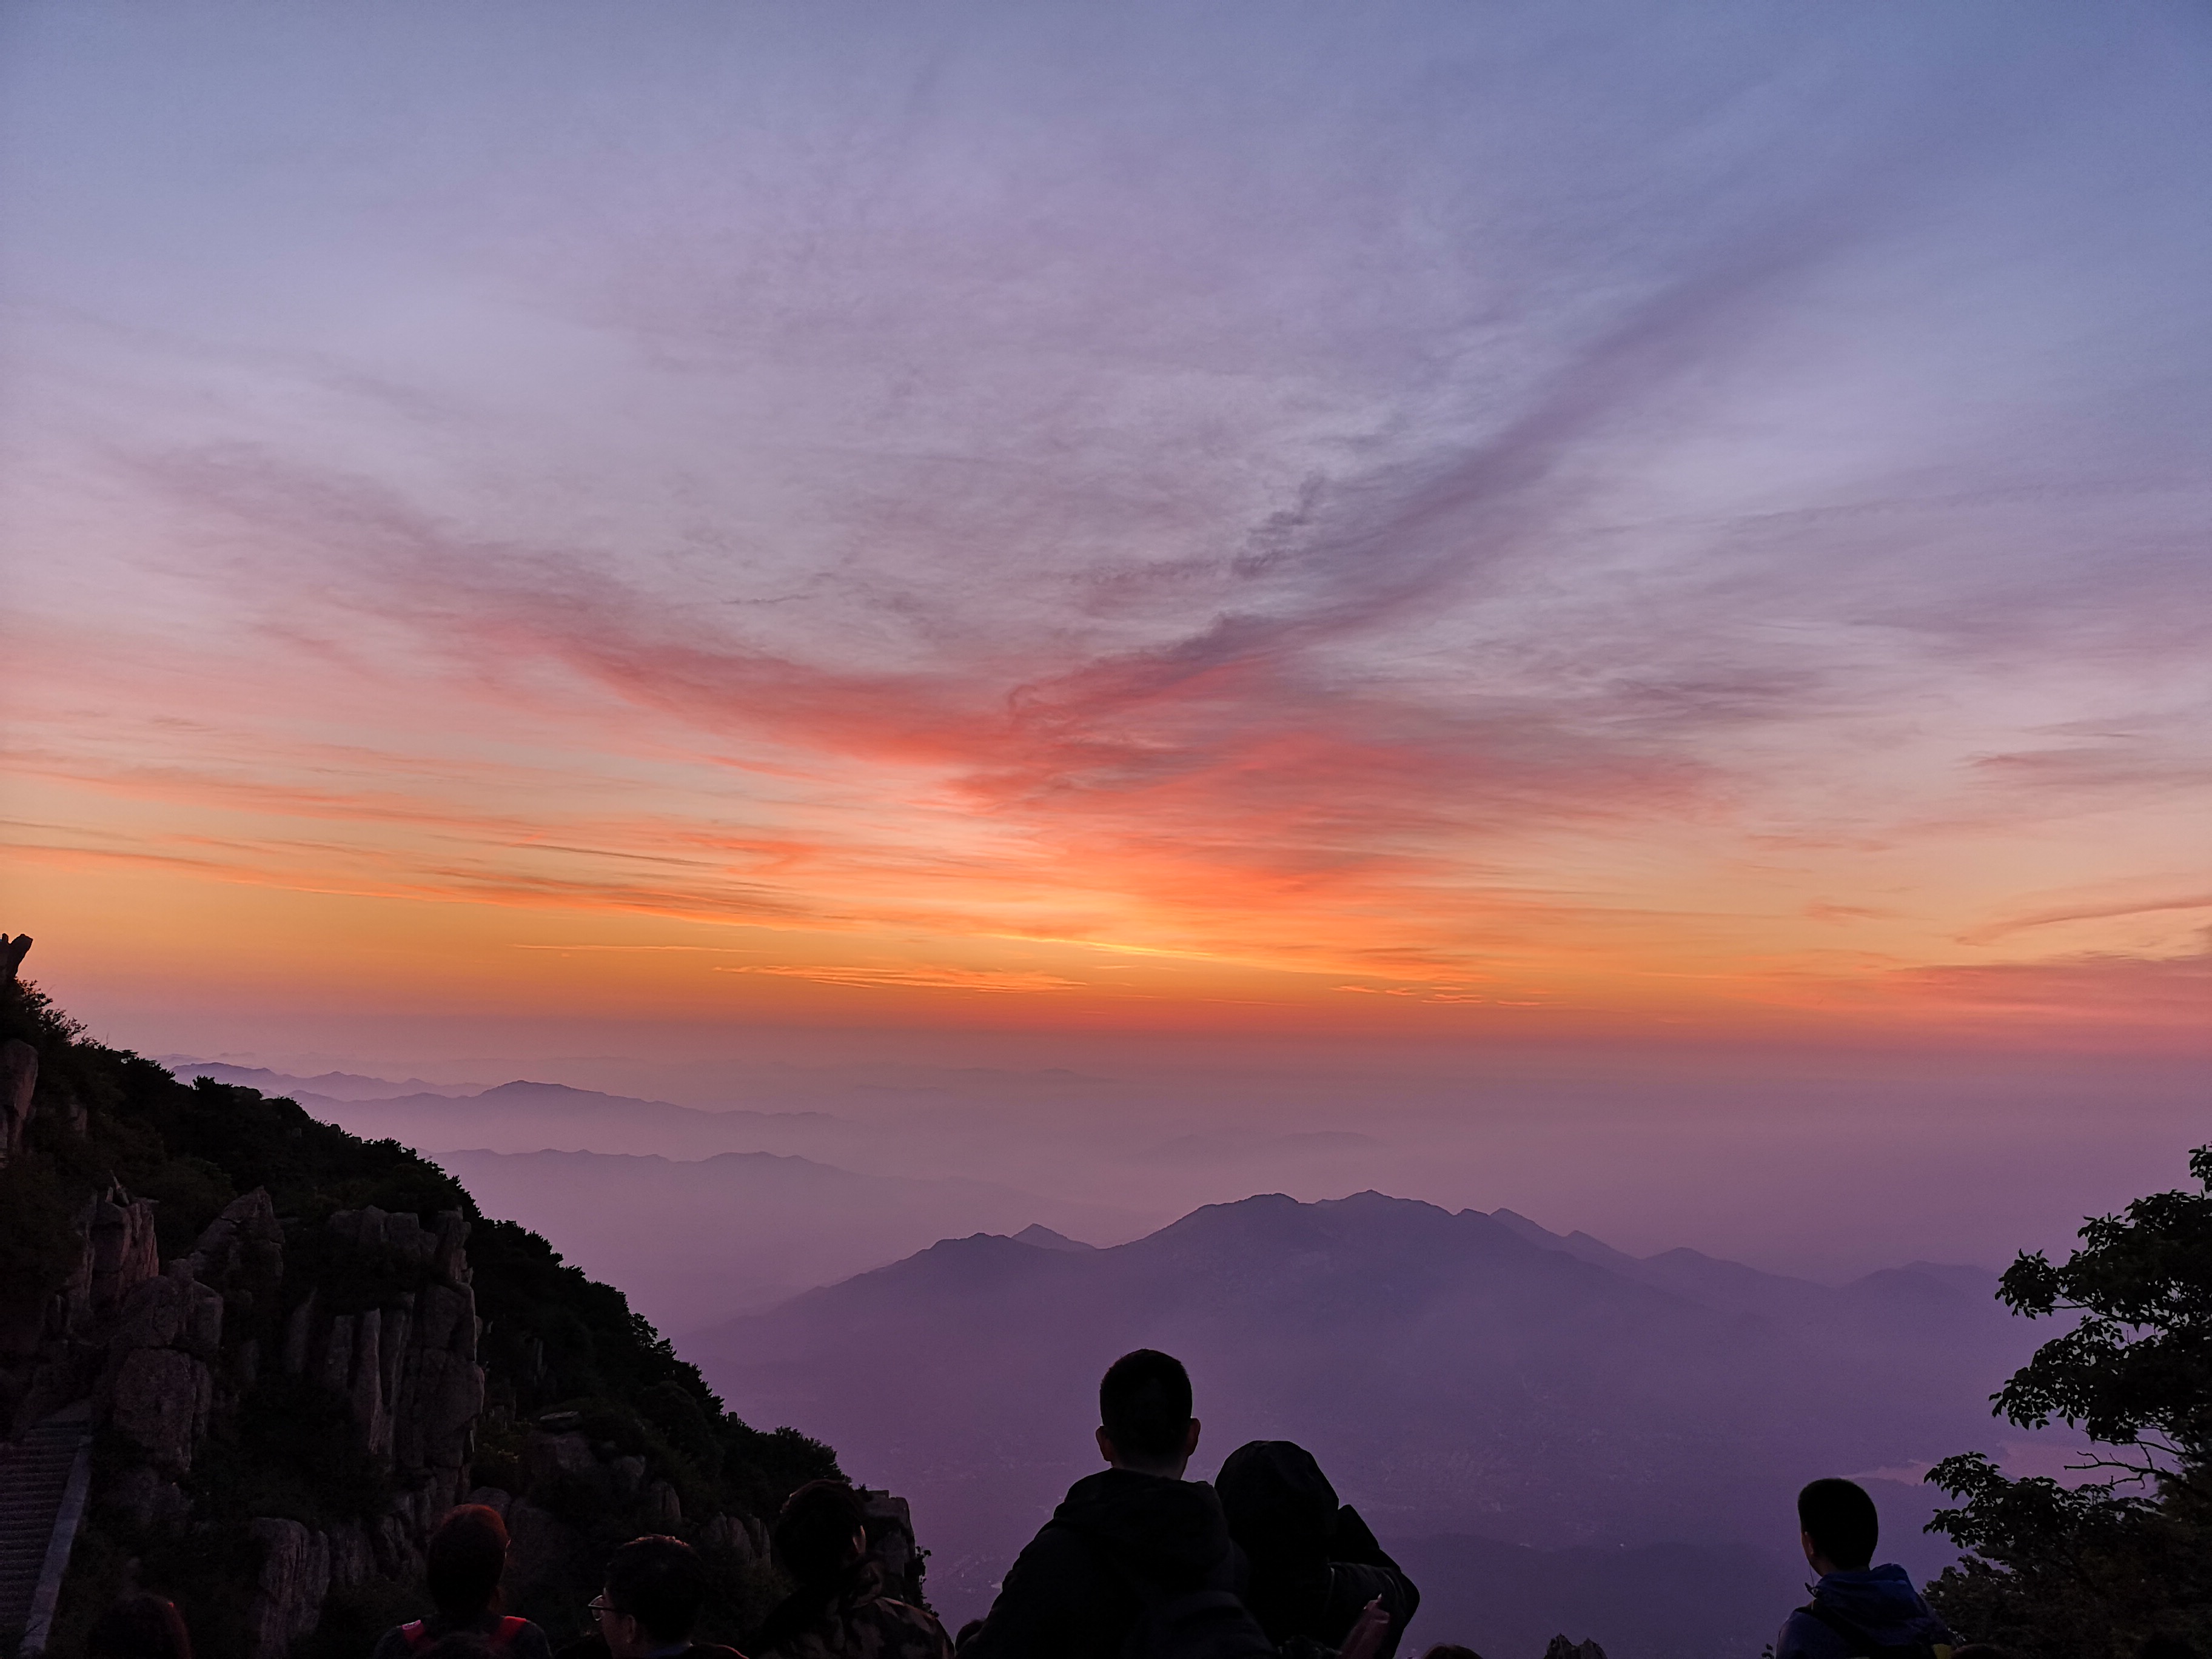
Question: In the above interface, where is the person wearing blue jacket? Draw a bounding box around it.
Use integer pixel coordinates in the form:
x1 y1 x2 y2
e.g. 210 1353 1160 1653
1775 1479 1957 1659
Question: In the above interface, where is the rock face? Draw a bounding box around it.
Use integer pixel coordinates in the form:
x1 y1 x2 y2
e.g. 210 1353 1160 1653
1 1036 36 1167
859 1491 925 1607
229 1203 488 1652
107 1340 215 1477
101 1269 224 1467
5 1188 492 1659
2 1183 164 1439
0 1179 502 1657
1 936 55 1171
247 1519 332 1659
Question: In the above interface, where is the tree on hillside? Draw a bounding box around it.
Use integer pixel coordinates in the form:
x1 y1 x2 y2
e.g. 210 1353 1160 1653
1924 1144 2212 1658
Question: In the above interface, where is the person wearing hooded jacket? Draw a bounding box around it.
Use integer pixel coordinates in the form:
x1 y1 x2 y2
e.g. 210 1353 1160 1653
1216 1441 1419 1659
1776 1480 1956 1659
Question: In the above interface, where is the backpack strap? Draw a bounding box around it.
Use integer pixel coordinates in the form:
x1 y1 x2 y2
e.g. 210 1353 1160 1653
487 1617 529 1651
399 1621 429 1651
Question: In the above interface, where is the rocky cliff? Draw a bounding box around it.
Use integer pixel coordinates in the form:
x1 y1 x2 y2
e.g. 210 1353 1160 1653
0 944 865 1658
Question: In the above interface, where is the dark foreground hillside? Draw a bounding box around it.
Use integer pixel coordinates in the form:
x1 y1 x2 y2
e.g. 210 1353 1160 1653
0 946 845 1658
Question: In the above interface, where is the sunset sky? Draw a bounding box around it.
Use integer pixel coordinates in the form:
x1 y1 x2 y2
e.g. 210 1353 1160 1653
4 1 2208 1074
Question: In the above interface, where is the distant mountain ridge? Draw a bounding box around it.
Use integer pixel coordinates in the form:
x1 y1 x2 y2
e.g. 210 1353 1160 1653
432 1148 1131 1327
1488 1204 2002 1335
161 1062 1141 1330
692 1189 2036 1650
162 1059 477 1101
166 1061 834 1132
162 1062 846 1161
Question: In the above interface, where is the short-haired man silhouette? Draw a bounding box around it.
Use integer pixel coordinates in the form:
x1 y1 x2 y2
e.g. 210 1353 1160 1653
958 1351 1387 1659
959 1350 1235 1657
1775 1479 1956 1659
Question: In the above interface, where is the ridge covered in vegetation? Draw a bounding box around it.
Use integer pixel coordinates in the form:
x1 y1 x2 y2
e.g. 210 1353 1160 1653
0 966 838 1656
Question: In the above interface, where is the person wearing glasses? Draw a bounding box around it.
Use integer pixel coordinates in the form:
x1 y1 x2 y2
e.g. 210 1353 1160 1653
585 1535 746 1659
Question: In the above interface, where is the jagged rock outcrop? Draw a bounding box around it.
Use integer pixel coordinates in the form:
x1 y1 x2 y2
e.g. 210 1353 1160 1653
697 1510 759 1567
210 1203 489 1652
1 1036 36 1167
247 1518 332 1658
76 1195 166 1329
858 1490 924 1606
281 1204 485 1509
2 1183 164 1439
35 1193 493 1655
102 1273 220 1476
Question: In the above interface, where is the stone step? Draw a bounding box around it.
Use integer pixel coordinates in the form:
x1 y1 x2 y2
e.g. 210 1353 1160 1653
0 1413 93 1641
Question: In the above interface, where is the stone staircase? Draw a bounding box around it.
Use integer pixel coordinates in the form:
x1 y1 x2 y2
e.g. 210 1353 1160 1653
0 1405 93 1655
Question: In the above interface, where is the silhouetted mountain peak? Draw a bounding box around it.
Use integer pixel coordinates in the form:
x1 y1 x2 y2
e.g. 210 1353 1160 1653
776 1227 1089 1317
1486 1206 1558 1242
1133 1190 1531 1272
1013 1224 1096 1252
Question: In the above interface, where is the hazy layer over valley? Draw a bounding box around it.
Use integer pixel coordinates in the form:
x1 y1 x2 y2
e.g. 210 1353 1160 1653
166 1056 2113 1655
169 1045 2207 1296
694 1193 2060 1652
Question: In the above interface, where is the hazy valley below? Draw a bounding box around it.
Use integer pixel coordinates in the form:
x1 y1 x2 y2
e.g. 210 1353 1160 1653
433 1148 1136 1321
164 1057 2108 1657
690 1192 2058 1652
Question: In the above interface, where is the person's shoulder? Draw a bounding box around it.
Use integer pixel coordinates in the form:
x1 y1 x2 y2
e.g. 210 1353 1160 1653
1775 1605 1844 1659
503 1617 555 1659
370 1625 416 1659
681 1645 749 1659
1010 1517 1098 1572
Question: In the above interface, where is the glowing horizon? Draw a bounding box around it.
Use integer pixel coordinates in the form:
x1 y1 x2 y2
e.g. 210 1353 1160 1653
3 2 2208 1056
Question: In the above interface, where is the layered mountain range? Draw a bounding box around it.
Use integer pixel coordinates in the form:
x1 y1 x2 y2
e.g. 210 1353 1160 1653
161 1059 2064 1657
166 1063 1139 1322
689 1191 2049 1654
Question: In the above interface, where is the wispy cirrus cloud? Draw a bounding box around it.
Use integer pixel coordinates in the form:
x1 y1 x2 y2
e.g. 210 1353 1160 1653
4 0 2208 1033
